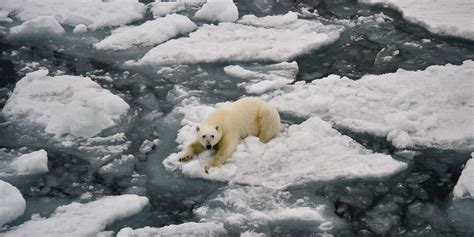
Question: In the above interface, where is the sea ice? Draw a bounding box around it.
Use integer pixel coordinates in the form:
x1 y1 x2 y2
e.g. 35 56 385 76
193 0 238 23
2 194 149 237
9 16 65 39
148 0 205 18
0 180 26 227
10 149 49 175
2 70 130 138
94 14 197 51
117 222 227 237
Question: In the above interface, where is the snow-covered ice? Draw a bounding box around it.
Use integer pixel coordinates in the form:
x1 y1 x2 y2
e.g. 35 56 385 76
268 61 474 149
72 24 87 34
224 62 298 94
453 153 474 199
10 149 49 175
94 14 197 51
133 12 342 66
359 0 474 40
9 16 65 39
2 70 130 138
163 100 407 189
0 180 26 227
1 0 146 30
117 222 227 237
2 194 149 237
149 0 205 18
448 153 474 231
193 0 238 23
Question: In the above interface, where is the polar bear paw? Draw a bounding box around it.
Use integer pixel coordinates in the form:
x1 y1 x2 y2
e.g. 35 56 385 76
178 151 194 162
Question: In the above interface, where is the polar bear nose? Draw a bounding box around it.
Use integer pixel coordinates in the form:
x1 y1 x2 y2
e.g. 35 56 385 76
206 145 212 149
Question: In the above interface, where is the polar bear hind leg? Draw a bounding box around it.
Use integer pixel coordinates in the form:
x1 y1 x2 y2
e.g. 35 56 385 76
257 104 280 143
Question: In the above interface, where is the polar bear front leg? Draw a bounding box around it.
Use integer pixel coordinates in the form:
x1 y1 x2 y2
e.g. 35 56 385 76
179 140 205 162
204 136 238 173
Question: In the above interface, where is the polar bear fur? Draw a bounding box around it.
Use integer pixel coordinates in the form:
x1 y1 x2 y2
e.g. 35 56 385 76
179 97 280 173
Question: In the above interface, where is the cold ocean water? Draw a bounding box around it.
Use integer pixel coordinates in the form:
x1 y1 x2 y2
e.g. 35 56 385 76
0 0 473 236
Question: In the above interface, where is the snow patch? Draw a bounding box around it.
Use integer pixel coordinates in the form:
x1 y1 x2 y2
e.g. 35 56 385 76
0 180 26 227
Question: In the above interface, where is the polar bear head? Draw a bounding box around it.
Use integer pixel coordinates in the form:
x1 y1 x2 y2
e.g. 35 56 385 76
196 125 222 150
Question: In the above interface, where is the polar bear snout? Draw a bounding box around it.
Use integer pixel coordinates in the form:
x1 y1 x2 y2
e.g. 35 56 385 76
206 145 212 149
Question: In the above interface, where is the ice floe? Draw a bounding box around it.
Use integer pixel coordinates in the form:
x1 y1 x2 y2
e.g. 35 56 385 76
94 14 197 51
193 0 238 23
1 0 146 30
163 100 407 189
149 0 205 18
117 222 227 237
2 70 130 138
453 153 474 199
2 194 149 237
224 62 298 94
360 0 474 40
9 16 65 39
133 12 342 66
10 149 49 175
448 153 474 231
268 61 474 149
0 180 26 227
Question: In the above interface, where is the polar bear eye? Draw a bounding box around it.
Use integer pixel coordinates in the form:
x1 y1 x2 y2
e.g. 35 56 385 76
211 135 215 138
202 135 206 138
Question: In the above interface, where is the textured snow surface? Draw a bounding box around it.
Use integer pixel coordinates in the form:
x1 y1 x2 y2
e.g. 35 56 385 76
453 153 474 199
360 0 474 40
117 222 227 237
10 150 49 175
163 100 407 189
2 70 130 138
9 16 64 39
193 0 238 23
268 61 474 149
3 195 149 237
0 181 26 227
1 0 146 30
134 12 342 65
94 14 197 50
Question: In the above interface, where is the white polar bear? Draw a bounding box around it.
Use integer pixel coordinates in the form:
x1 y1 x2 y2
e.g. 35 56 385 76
179 97 280 173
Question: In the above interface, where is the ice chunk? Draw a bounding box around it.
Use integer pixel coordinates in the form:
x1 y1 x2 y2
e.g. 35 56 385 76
0 9 13 23
224 62 298 94
72 24 87 34
268 61 474 149
149 0 205 18
117 222 227 237
448 155 474 232
194 0 238 23
3 194 149 237
10 149 49 175
453 153 474 199
94 14 197 51
9 16 65 39
0 180 26 227
2 0 146 30
2 70 130 138
359 0 474 40
163 101 407 189
133 13 342 65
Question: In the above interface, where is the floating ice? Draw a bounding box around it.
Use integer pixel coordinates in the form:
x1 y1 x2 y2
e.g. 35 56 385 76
117 222 227 237
268 61 474 149
10 149 49 175
453 153 474 199
2 70 130 138
193 0 238 23
224 62 298 94
0 180 26 227
2 194 149 237
149 0 205 18
1 0 146 30
163 100 407 189
94 14 197 51
133 12 342 66
9 16 65 39
72 24 87 34
448 153 474 231
359 0 474 40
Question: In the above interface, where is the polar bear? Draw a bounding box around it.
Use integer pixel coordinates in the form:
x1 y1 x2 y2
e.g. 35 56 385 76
179 97 280 173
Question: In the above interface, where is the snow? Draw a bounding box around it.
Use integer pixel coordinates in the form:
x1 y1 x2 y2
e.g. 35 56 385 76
9 16 65 39
1 0 146 30
163 100 407 189
268 61 474 149
10 149 49 175
224 62 298 94
149 0 205 18
359 0 474 40
117 222 227 237
94 14 197 51
133 12 342 66
194 0 238 23
0 180 26 227
2 70 130 138
453 153 474 199
3 194 149 237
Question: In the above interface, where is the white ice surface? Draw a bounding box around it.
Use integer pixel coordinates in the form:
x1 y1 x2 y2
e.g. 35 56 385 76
453 153 474 199
224 62 298 94
359 0 474 40
163 100 407 189
9 16 64 39
133 12 342 66
2 70 130 138
0 180 26 227
117 222 227 237
193 0 238 23
268 61 474 149
10 149 49 175
3 194 149 237
94 14 197 51
1 0 146 30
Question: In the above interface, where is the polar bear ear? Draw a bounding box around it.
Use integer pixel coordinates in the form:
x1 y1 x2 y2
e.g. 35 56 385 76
196 126 200 132
215 126 219 131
